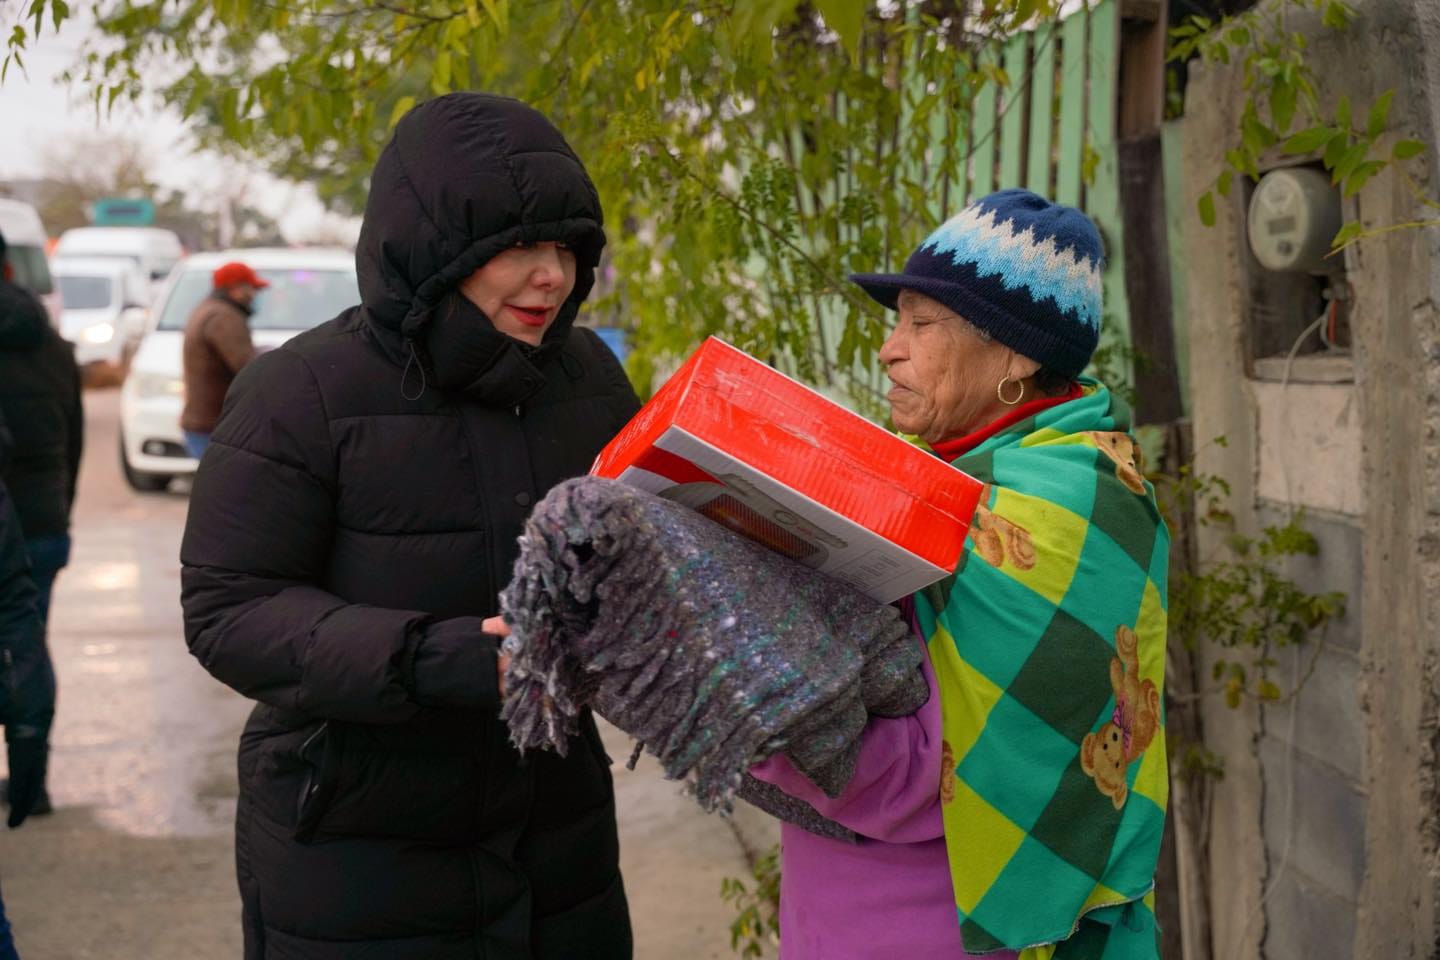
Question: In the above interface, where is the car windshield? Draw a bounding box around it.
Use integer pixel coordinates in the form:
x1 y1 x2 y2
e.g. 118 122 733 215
57 275 116 310
157 266 359 332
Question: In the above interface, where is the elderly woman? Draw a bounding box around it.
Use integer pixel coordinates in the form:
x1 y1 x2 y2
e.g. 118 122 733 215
749 189 1168 959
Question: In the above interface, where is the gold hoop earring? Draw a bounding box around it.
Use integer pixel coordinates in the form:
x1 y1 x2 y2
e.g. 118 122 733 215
997 375 1025 406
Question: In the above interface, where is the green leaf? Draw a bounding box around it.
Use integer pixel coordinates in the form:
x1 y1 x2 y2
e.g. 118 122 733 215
1240 103 1276 156
477 0 506 34
1217 169 1233 198
1331 141 1370 183
814 0 863 61
1258 679 1283 701
219 85 239 137
388 95 416 131
731 0 799 62
1322 0 1355 30
1198 190 1217 227
1012 0 1040 28
1282 125 1335 154
1270 79 1297 133
1324 130 1350 169
1368 90 1394 139
1335 94 1351 129
432 51 452 94
1344 160 1385 198
1330 221 1363 250
1393 138 1426 160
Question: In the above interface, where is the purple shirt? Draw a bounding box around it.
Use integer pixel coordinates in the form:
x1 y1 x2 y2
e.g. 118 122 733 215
750 638 1019 960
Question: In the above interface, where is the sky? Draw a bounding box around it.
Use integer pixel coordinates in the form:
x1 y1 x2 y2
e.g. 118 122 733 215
0 14 360 245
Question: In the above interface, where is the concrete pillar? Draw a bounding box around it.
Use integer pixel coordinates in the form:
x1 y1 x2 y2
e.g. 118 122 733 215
1179 0 1440 955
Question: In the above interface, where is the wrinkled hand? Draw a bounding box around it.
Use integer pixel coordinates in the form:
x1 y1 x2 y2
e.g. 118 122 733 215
6 736 47 828
482 617 512 698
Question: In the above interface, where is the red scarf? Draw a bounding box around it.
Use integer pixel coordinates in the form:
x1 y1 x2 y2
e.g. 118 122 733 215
930 382 1083 462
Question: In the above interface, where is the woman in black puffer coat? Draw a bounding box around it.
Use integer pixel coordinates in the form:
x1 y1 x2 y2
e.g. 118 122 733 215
179 93 639 960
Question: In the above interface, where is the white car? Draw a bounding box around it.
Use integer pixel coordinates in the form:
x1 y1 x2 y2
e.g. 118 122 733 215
50 257 153 366
54 226 185 286
120 248 359 492
0 197 62 327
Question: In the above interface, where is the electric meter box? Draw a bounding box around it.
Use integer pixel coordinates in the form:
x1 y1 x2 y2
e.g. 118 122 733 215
1247 166 1343 274
591 337 984 603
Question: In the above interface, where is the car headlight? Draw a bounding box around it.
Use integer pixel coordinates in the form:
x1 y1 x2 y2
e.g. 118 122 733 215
81 323 115 344
133 372 185 399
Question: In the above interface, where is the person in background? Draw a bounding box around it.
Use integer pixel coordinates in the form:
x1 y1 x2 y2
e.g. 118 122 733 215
0 228 81 818
0 411 59 960
179 261 266 459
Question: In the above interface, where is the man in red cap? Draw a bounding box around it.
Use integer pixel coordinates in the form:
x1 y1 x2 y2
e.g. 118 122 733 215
179 261 268 459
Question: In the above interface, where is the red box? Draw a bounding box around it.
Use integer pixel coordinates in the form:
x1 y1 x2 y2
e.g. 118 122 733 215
591 337 983 602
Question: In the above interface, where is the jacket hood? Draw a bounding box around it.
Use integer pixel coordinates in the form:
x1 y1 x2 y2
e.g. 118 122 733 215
0 282 49 351
356 93 606 350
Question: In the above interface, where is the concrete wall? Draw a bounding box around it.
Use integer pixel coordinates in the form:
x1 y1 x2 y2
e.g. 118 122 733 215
1179 0 1440 955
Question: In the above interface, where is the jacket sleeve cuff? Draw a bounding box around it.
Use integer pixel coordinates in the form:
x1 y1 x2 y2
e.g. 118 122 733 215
410 616 500 712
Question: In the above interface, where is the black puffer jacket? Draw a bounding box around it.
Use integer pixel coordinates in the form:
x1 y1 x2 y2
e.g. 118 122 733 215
0 280 82 540
180 94 640 960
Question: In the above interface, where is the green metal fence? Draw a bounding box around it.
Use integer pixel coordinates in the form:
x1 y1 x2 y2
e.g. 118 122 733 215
762 1 1132 406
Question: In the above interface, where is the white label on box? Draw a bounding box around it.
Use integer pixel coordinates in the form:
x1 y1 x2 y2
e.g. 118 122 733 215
614 427 949 603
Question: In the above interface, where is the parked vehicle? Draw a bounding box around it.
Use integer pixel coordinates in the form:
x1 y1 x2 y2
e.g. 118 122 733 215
54 226 184 285
0 198 61 327
50 257 152 367
119 248 359 491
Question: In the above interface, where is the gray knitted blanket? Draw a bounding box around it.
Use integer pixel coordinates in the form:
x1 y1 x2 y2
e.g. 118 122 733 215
499 476 927 823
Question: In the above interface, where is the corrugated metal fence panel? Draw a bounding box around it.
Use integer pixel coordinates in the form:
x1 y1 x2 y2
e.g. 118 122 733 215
746 2 1135 406
1026 23 1057 198
971 46 999 198
1056 10 1089 207
951 76 973 214
999 32 1030 189
929 80 953 225
1085 0 1132 353
1161 119 1190 415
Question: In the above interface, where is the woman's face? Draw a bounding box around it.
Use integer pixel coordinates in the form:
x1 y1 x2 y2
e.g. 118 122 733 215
458 241 578 346
878 290 1037 444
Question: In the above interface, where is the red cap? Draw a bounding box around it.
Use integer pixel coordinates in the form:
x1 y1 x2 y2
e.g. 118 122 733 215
212 261 270 290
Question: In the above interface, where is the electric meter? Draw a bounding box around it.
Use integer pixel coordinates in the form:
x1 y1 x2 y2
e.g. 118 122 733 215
1246 167 1343 274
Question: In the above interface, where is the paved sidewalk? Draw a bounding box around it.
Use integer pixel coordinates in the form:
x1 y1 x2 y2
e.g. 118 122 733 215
0 389 772 959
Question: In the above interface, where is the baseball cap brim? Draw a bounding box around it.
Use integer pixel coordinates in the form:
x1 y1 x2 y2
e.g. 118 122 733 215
214 263 271 289
849 272 978 314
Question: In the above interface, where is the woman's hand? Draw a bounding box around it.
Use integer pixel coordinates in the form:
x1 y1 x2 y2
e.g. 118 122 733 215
482 616 512 697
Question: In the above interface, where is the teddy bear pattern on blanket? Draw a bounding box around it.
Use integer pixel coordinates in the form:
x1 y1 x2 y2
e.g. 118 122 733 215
1080 624 1161 809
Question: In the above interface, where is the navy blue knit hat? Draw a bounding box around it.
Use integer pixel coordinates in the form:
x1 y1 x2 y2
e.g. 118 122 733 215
851 189 1104 377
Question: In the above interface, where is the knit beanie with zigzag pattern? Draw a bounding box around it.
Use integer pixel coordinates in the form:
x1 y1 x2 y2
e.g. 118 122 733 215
851 188 1105 377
